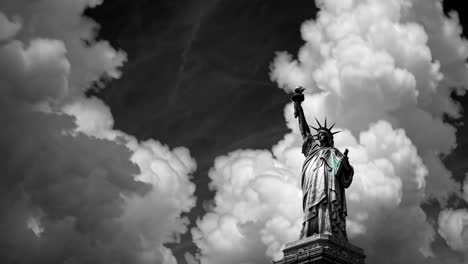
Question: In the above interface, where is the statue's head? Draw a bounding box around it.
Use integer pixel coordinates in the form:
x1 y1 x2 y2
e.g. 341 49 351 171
310 117 340 147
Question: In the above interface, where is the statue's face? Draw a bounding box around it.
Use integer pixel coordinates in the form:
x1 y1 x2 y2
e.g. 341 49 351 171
318 132 333 147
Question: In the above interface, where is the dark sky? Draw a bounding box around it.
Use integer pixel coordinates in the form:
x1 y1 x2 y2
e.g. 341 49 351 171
86 0 468 262
440 1 468 187
86 1 319 261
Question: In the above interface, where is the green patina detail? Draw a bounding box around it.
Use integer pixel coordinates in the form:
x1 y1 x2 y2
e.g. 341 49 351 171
332 153 341 175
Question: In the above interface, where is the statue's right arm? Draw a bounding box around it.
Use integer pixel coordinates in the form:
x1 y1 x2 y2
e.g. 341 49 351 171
291 87 312 140
295 101 312 140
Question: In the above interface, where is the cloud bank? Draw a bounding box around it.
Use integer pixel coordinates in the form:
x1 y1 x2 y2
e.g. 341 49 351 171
0 1 196 263
193 0 468 263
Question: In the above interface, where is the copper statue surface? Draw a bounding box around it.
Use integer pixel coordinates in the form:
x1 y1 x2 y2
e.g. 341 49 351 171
292 87 354 242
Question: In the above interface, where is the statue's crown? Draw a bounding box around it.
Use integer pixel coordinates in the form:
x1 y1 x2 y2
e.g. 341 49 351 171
309 117 340 138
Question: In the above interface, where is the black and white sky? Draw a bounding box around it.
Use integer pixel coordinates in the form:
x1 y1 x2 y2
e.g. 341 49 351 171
1 0 468 264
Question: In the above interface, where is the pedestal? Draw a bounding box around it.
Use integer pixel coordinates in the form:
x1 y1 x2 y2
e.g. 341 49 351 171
272 234 366 264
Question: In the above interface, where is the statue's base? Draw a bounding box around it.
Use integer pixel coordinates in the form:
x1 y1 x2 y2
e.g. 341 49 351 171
272 234 365 264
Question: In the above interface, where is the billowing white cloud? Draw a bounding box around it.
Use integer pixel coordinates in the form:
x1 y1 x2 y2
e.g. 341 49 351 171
192 150 302 264
0 1 196 263
65 97 197 264
438 209 468 252
0 38 70 103
193 121 433 263
1 0 125 97
194 0 468 263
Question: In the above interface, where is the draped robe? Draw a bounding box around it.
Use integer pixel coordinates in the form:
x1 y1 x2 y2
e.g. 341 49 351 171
299 136 354 241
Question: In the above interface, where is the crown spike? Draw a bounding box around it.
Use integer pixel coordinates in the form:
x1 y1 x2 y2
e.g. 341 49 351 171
331 131 341 135
309 125 319 131
329 123 335 130
324 117 327 128
314 117 322 128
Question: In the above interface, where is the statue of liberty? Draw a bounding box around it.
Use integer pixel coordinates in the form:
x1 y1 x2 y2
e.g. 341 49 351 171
291 87 354 242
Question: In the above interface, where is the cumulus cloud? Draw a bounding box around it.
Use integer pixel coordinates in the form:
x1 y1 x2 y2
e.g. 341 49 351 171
194 0 468 263
193 121 433 263
192 150 302 264
0 1 196 263
64 97 197 264
438 209 468 253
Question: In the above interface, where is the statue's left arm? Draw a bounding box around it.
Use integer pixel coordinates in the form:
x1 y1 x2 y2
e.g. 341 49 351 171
339 149 354 188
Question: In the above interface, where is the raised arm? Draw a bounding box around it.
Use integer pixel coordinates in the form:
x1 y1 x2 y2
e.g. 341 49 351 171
291 87 311 140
